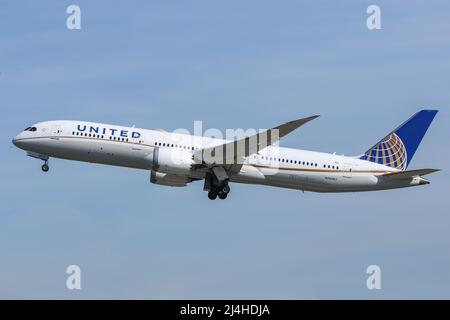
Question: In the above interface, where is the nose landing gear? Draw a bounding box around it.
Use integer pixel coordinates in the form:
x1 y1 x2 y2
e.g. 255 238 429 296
25 152 50 173
41 161 49 172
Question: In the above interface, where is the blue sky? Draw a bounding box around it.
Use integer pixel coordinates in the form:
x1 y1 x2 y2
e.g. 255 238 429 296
1 0 449 298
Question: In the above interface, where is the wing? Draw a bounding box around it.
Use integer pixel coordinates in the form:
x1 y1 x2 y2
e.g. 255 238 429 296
194 115 319 169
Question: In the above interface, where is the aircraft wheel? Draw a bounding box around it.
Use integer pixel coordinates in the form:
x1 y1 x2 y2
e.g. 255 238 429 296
41 164 49 172
221 184 230 194
218 192 227 200
208 191 217 200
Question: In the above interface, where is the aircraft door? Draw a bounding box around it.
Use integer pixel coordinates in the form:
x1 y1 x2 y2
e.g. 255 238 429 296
50 125 62 136
343 163 353 178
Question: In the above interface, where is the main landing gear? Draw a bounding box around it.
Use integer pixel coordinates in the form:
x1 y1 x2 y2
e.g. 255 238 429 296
208 185 230 200
41 161 49 172
204 172 230 200
207 184 230 200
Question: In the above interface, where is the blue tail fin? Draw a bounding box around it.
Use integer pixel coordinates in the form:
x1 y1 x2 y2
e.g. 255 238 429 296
359 109 438 170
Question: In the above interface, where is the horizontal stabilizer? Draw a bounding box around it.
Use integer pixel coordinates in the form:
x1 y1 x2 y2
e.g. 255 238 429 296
381 168 440 180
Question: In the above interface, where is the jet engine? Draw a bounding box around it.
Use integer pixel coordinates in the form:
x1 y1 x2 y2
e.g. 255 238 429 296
151 147 194 175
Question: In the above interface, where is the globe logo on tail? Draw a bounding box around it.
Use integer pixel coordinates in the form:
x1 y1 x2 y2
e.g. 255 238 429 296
361 133 408 171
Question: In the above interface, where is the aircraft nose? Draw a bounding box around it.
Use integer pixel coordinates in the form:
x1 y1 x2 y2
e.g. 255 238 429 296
12 135 19 146
12 133 25 148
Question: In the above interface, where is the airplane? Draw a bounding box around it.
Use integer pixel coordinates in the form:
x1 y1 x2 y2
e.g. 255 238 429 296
12 109 439 200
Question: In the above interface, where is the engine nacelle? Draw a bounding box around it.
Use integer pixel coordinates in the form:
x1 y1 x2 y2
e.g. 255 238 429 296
152 147 193 175
150 171 189 187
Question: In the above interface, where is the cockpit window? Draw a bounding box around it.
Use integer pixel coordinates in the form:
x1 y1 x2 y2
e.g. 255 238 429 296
24 127 31 131
29 127 37 132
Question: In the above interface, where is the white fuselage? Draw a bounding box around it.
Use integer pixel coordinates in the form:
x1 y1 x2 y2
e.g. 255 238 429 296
12 120 426 192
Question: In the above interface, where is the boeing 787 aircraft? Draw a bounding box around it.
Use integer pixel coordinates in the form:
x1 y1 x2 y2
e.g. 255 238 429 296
12 109 439 200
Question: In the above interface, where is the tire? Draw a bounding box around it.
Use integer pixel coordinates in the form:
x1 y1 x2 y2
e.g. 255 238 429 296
222 185 230 194
208 191 217 200
42 164 49 172
218 192 227 200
